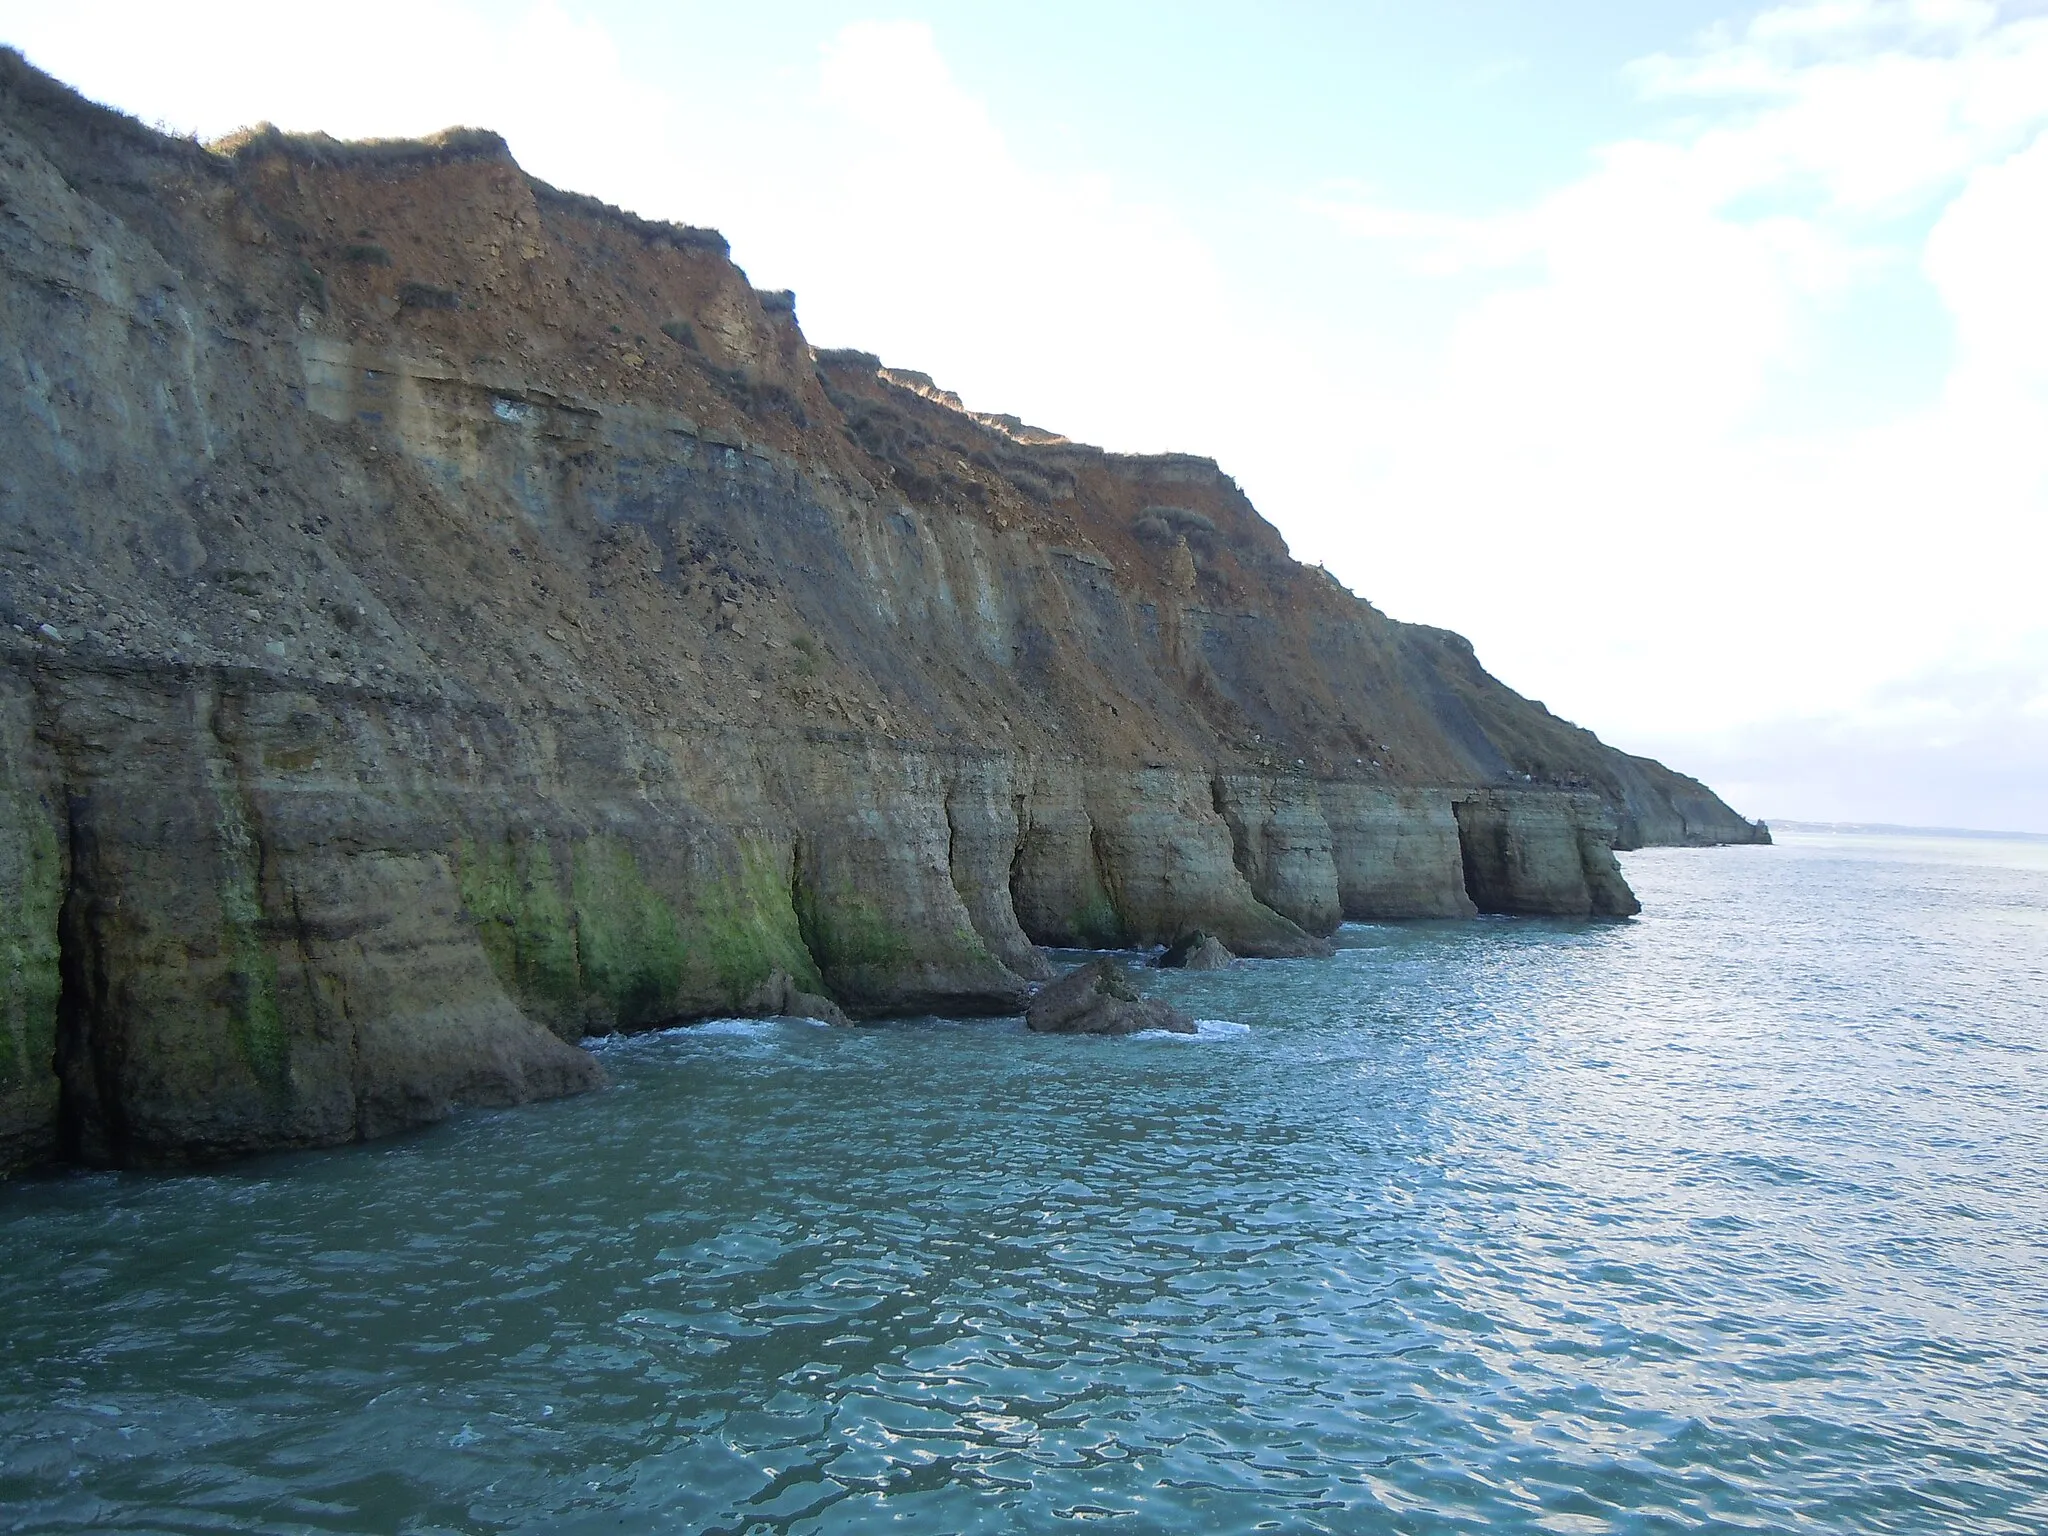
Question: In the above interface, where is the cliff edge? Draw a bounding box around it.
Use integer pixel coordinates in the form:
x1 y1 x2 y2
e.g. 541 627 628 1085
0 53 1766 1173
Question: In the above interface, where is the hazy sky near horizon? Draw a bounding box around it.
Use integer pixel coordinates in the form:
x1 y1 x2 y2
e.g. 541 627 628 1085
5 1 2046 831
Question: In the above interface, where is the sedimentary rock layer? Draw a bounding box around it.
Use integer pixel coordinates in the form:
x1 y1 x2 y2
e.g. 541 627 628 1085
0 53 1765 1172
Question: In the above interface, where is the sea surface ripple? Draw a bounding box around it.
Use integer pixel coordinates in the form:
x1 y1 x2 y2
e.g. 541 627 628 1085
4 828 2046 1533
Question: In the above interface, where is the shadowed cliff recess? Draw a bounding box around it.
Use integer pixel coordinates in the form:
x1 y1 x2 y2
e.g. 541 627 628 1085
0 52 1767 1173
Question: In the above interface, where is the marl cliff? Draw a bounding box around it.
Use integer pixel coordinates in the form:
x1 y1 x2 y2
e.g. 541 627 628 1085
0 54 1765 1173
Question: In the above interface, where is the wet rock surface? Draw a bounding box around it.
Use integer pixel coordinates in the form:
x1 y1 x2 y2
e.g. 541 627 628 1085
743 968 850 1028
1026 960 1196 1036
1157 932 1235 970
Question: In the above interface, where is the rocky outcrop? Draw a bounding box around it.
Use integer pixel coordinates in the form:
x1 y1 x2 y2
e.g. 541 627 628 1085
1453 791 1641 918
1157 932 1234 970
1318 786 1478 919
1027 960 1195 1036
0 53 1765 1172
0 686 61 1174
743 968 848 1027
1212 774 1343 935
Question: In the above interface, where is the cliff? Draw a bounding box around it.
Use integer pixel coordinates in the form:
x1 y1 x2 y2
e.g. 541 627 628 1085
0 53 1766 1174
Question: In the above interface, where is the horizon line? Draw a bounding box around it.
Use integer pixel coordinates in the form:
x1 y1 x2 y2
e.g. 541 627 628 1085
1763 819 2048 843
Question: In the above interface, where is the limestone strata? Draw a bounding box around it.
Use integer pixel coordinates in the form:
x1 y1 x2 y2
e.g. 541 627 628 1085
1453 791 1641 918
0 54 1765 1172
25 667 602 1166
1318 786 1478 918
1214 774 1343 934
0 685 61 1173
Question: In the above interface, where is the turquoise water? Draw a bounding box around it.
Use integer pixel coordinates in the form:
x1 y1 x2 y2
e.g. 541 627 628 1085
4 828 2047 1533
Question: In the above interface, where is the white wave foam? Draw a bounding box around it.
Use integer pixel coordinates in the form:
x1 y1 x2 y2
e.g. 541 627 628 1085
1133 1018 1250 1041
689 1018 778 1037
691 1015 837 1034
593 1016 822 1051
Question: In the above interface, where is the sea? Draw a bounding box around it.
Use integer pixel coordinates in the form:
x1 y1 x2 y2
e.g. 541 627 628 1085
3 826 2045 1534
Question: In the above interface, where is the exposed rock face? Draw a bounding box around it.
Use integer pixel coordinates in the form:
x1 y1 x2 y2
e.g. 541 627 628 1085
743 968 849 1028
0 687 60 1173
37 668 612 1168
1027 960 1195 1036
1454 791 1642 918
1317 786 1478 918
1157 933 1234 971
0 54 1765 1172
1213 775 1343 935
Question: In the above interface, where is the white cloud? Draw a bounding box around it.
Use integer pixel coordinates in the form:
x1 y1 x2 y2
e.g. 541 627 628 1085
1629 1 2048 212
817 19 1002 157
1294 2 2048 827
740 20 1272 460
1637 631 2048 829
1925 127 2048 391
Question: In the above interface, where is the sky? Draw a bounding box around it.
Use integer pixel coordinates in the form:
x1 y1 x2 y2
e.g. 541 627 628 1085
4 1 2045 832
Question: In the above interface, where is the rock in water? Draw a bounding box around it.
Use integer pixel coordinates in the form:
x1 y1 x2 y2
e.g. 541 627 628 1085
1157 932 1235 970
1027 960 1196 1036
744 968 850 1028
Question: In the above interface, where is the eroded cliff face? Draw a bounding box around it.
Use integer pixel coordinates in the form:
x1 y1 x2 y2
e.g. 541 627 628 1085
0 55 1766 1172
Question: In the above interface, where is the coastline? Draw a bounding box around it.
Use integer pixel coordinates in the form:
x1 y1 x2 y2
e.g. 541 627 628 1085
0 50 1762 1174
